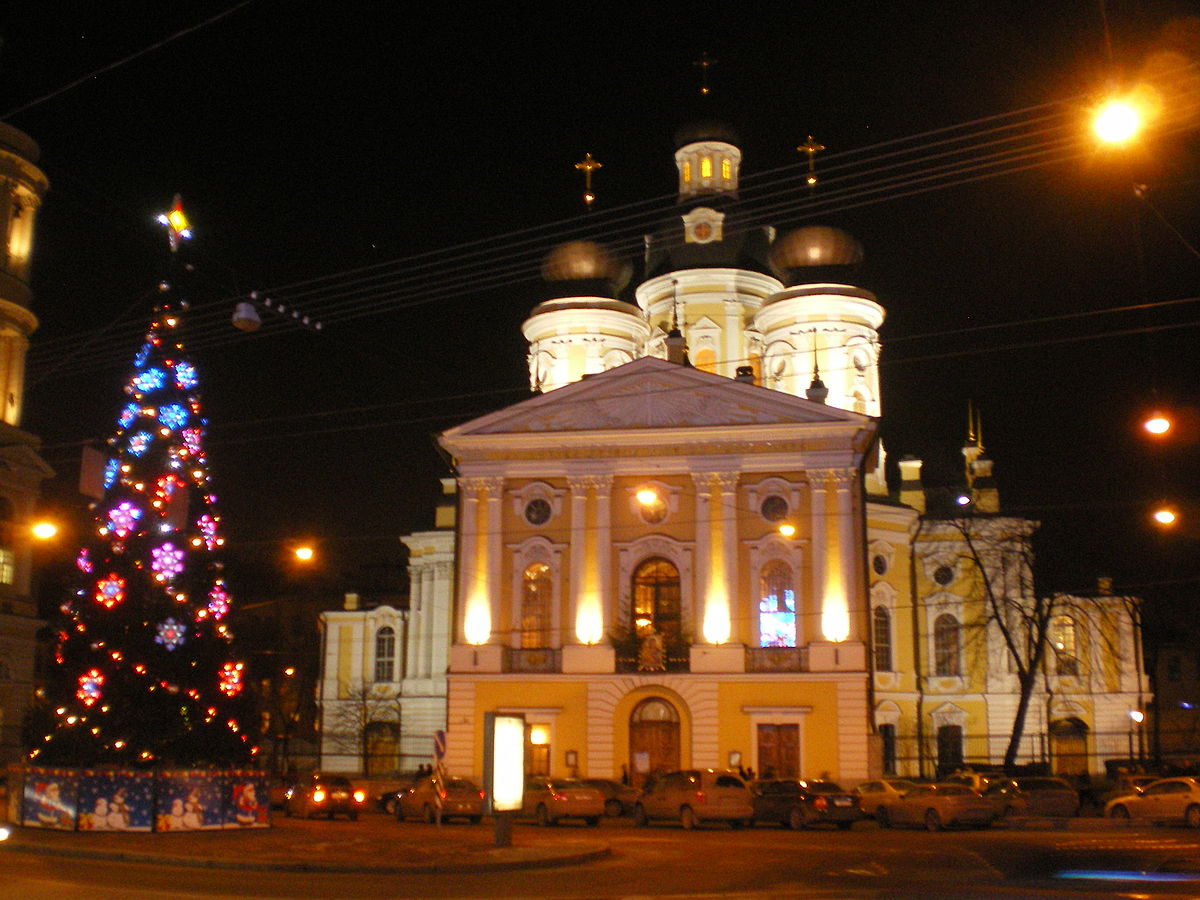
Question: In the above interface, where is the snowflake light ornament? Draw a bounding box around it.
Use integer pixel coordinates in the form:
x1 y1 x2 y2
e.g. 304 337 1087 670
158 403 188 430
95 574 126 609
107 502 142 538
128 432 152 457
76 548 93 574
173 361 198 390
77 669 104 707
151 543 186 582
132 368 166 393
119 403 140 428
103 458 120 489
218 662 244 697
155 618 187 651
206 583 230 620
197 514 219 550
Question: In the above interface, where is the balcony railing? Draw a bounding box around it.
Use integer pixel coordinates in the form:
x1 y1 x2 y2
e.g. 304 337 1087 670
502 647 562 673
745 646 809 673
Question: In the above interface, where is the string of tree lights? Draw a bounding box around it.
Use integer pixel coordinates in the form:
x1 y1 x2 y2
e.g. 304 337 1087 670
23 77 1200 384
32 200 255 768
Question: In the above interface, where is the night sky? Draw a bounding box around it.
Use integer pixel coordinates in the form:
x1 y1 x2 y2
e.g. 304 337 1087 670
2 2 1198 631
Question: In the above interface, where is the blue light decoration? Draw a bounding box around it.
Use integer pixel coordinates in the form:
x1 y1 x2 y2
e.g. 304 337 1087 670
119 404 140 428
103 459 120 489
133 368 167 393
158 404 188 430
128 433 152 457
155 618 187 651
173 362 198 390
134 343 153 368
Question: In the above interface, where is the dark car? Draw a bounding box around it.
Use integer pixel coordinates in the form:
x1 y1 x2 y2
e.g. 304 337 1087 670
581 778 640 817
284 773 367 820
750 778 862 829
983 777 1080 819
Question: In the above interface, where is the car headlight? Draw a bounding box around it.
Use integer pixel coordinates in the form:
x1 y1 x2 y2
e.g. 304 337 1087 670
312 789 326 803
353 790 366 803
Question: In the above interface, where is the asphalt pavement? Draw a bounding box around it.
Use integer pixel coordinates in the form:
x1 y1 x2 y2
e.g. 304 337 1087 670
0 809 611 874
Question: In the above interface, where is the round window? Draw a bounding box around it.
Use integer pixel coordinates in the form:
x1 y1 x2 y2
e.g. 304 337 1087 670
524 498 552 526
872 554 888 576
761 495 789 522
933 565 954 586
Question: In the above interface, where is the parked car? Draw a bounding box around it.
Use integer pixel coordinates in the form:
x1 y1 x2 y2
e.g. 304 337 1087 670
983 777 1080 819
878 782 994 831
376 772 425 815
633 769 754 830
855 779 919 820
397 774 485 823
750 778 861 829
522 776 605 826
581 778 640 817
284 773 367 820
943 768 1005 794
1105 776 1200 827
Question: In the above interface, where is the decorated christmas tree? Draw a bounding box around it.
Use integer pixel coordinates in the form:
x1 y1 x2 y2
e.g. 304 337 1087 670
37 198 255 768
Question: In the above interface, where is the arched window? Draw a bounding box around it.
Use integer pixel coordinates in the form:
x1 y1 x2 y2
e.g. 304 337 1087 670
693 347 716 374
758 560 795 647
682 161 692 183
374 626 396 682
522 562 553 648
700 156 713 178
1051 614 1079 676
632 558 681 642
873 606 892 671
721 158 732 180
933 613 960 677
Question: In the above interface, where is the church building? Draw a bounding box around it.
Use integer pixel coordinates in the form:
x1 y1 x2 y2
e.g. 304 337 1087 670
317 120 1147 784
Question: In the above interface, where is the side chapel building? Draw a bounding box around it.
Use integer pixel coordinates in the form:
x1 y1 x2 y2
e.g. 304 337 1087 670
318 121 1147 783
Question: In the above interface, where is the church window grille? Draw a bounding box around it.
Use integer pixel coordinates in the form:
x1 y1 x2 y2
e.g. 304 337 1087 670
933 613 960 677
522 563 553 648
374 626 396 682
758 559 795 648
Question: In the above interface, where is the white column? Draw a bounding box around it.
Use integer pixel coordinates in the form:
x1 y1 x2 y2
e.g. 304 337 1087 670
567 476 590 643
594 474 613 636
420 564 436 677
483 476 504 641
835 470 857 641
808 469 829 631
406 564 423 679
691 473 713 643
716 471 740 643
457 479 482 643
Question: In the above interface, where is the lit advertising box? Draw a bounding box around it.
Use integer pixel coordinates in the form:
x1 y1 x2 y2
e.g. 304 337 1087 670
483 712 525 814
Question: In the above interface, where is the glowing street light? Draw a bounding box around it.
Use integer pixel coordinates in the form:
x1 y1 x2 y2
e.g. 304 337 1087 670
1151 505 1178 527
293 545 315 563
31 521 58 540
1094 97 1142 144
777 522 797 538
1144 415 1172 436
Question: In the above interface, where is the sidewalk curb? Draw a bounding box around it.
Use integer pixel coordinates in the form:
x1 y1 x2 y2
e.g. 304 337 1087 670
2 835 612 874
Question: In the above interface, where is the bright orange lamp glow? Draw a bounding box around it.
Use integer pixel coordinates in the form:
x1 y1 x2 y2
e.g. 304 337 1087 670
1144 415 1171 436
1094 98 1142 143
293 546 315 562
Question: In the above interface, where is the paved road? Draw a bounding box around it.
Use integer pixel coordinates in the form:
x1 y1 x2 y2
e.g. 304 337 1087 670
4 811 1200 899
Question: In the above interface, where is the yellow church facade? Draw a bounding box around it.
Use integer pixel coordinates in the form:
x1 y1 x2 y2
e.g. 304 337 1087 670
439 357 878 786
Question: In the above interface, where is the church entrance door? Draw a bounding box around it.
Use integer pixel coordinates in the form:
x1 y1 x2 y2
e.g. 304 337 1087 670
629 698 680 789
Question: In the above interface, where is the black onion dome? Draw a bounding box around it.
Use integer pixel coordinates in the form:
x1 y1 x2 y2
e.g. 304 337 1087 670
539 240 631 300
673 119 741 149
641 196 773 280
769 225 866 286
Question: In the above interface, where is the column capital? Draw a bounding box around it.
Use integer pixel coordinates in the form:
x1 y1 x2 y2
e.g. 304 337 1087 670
581 474 613 491
461 476 504 496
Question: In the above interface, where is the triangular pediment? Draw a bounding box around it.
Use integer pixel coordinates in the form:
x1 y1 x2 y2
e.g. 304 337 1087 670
444 357 871 437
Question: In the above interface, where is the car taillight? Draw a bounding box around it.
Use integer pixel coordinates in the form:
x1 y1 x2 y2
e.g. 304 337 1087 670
353 790 366 803
312 789 326 803
694 791 707 804
552 792 567 802
814 796 828 811
478 791 485 800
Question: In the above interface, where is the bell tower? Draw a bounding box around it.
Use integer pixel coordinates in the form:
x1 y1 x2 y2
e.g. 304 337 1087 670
0 123 49 426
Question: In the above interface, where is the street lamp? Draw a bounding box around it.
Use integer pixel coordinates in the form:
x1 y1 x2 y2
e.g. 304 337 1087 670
1128 709 1145 765
1094 97 1143 144
1151 504 1178 527
1143 414 1172 437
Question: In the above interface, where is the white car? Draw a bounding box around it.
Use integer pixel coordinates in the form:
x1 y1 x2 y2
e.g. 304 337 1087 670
1105 776 1200 827
855 779 918 820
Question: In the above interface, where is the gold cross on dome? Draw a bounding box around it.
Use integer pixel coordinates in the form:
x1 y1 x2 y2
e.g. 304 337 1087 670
797 135 826 186
693 52 717 95
575 152 603 208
